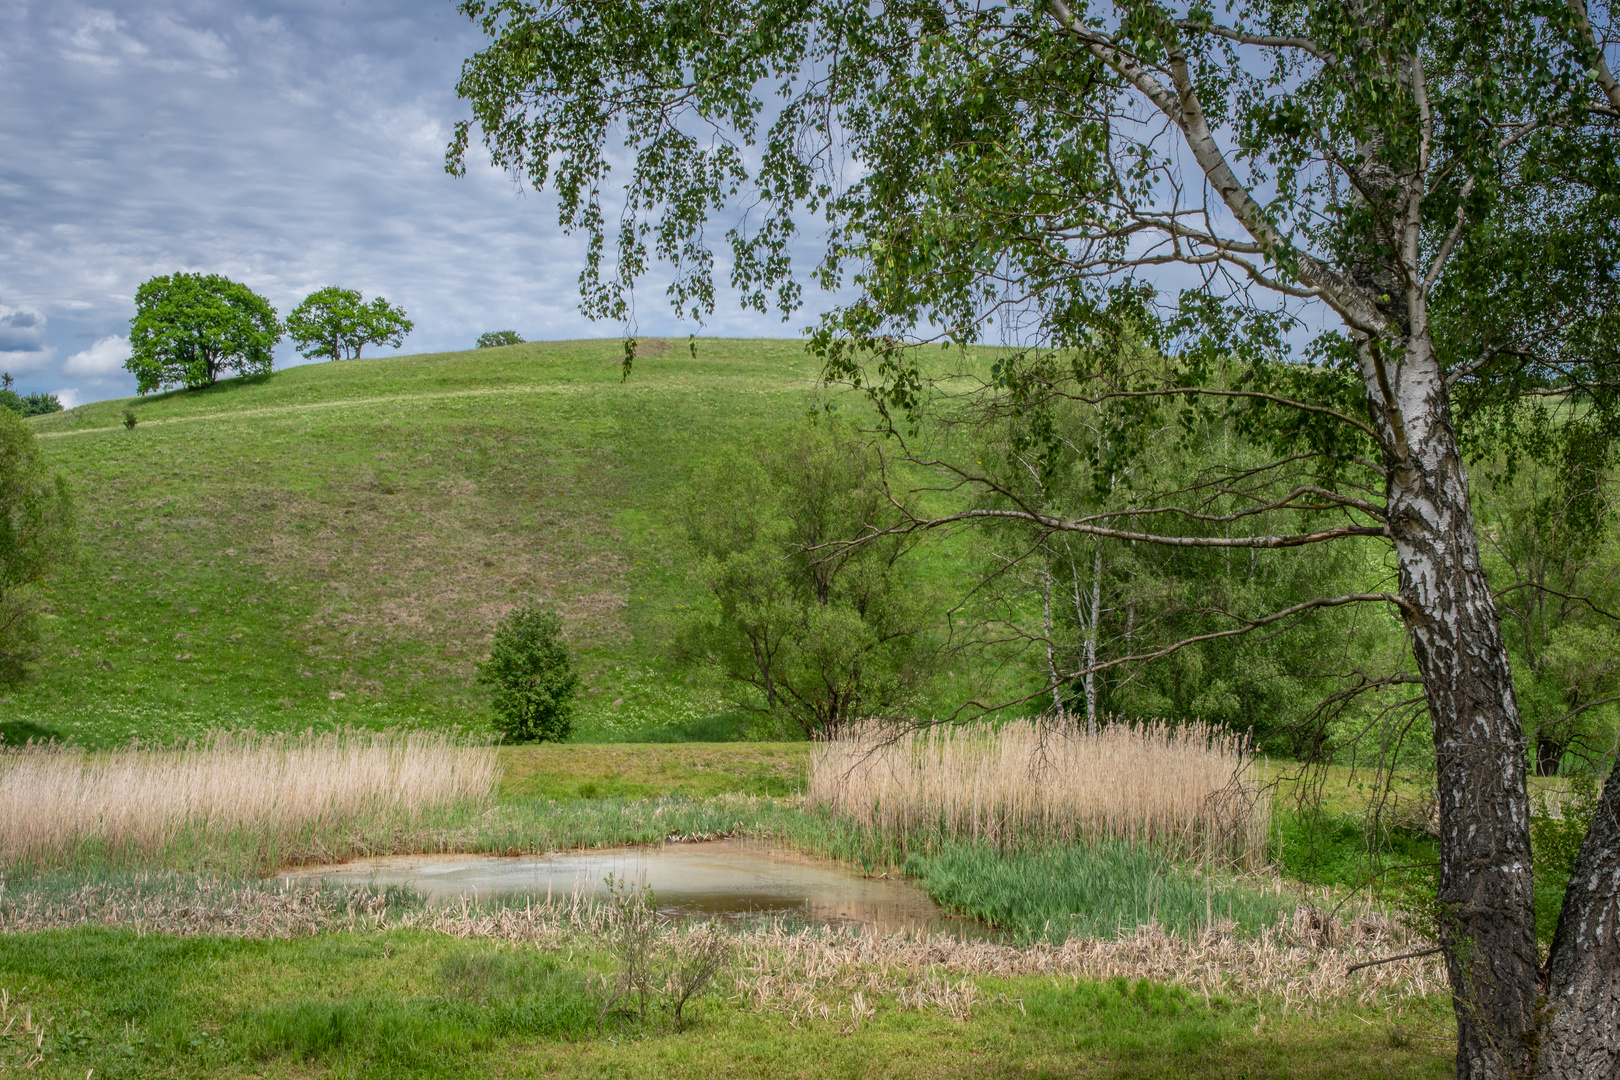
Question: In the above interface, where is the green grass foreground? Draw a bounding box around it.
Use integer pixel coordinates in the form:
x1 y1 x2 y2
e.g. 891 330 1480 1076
0 927 1451 1079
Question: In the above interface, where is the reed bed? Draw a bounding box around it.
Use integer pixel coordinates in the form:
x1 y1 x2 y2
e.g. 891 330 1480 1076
808 720 1270 869
0 730 499 872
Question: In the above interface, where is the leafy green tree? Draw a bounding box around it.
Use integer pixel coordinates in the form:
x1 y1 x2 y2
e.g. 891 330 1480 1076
477 330 525 348
285 287 414 362
0 409 75 685
449 0 1620 1068
676 424 937 738
1473 411 1620 777
477 605 580 742
126 273 280 393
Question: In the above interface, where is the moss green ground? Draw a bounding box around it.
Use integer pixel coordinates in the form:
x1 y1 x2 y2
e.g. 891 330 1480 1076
6 337 992 747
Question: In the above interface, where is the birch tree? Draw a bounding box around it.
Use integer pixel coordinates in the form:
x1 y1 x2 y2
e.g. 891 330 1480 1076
448 0 1620 1074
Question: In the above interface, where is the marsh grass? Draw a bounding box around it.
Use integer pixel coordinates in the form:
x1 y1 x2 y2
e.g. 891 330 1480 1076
903 841 1293 940
810 720 1270 869
0 730 499 874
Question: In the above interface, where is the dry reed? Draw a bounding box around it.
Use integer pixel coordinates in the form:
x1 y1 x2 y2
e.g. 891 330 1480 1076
808 720 1270 868
0 730 499 869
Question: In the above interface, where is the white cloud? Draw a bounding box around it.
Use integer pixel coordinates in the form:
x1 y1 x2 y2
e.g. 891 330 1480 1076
54 387 83 409
0 348 54 377
0 0 803 406
63 334 130 376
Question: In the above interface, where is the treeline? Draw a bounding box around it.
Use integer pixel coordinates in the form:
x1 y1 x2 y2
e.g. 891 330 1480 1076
668 353 1616 777
0 374 62 417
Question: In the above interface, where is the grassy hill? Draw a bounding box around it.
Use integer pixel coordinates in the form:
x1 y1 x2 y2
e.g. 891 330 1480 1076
3 337 876 747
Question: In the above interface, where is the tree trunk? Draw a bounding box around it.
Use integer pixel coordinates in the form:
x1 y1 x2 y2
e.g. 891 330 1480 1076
1374 335 1539 1079
1537 754 1620 1078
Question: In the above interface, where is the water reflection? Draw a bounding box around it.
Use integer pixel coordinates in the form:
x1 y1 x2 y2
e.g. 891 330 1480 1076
291 840 982 937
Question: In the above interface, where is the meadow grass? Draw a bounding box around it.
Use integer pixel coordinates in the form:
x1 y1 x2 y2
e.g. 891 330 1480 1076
6 337 1006 747
497 740 808 800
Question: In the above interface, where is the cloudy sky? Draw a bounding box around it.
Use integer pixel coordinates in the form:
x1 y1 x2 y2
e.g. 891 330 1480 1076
0 0 795 406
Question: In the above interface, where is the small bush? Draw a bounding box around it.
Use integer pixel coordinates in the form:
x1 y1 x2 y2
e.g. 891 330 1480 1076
477 605 580 742
476 330 525 348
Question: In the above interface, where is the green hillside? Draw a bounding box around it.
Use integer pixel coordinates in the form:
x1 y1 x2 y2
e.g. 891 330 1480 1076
3 337 865 747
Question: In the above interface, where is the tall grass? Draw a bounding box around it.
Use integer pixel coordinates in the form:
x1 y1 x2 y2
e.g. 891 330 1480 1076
0 730 498 873
808 720 1270 869
902 841 1293 940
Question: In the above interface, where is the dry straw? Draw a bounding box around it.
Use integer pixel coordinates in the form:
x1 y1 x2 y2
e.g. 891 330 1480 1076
808 720 1270 868
0 730 499 869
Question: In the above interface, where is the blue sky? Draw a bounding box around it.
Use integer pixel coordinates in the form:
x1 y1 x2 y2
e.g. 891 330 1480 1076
0 0 794 406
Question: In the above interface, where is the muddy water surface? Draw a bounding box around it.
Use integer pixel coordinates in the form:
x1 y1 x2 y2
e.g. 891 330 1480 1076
293 840 980 937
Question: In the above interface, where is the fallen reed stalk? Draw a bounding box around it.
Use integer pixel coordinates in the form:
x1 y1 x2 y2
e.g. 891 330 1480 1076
808 720 1270 869
0 730 499 871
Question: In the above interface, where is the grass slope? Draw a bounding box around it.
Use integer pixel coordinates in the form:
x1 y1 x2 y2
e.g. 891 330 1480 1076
3 338 861 747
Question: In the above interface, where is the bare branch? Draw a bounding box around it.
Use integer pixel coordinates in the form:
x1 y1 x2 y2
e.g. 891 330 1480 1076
1176 18 1335 63
865 504 1388 549
1346 947 1445 974
1492 581 1620 622
1552 694 1620 729
1060 593 1410 683
1065 386 1382 444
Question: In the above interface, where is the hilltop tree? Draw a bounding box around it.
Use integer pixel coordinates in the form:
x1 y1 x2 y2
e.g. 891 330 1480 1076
476 329 525 348
126 273 280 393
286 287 414 362
449 0 1620 1074
0 409 75 685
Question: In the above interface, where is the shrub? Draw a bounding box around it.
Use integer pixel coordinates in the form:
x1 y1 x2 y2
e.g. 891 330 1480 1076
477 605 580 742
476 330 525 348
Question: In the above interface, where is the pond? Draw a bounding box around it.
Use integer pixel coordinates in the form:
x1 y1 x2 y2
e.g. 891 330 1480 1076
290 840 980 937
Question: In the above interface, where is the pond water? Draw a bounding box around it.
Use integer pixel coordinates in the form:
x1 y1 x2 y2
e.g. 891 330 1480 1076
291 840 979 937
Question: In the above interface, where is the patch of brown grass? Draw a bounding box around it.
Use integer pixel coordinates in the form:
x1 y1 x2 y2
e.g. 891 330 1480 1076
0 731 499 868
809 720 1270 868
